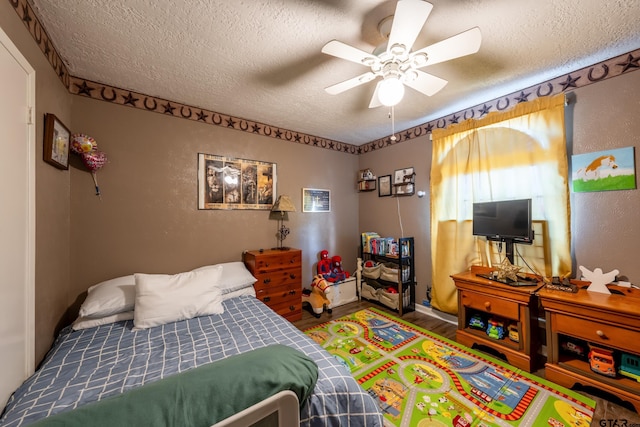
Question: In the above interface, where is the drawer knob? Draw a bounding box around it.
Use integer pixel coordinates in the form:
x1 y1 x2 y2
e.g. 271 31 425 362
596 330 604 337
289 305 295 311
263 278 271 284
263 296 271 303
289 273 296 279
484 301 491 310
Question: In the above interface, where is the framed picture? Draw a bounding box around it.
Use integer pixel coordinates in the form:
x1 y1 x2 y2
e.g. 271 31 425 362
393 167 415 185
197 153 276 210
378 175 392 197
571 147 636 192
302 188 330 212
43 113 70 170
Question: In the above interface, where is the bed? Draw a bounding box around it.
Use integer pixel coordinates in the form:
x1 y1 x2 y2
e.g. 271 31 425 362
0 262 383 427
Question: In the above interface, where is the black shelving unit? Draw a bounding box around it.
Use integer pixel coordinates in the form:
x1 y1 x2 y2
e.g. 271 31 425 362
360 236 415 315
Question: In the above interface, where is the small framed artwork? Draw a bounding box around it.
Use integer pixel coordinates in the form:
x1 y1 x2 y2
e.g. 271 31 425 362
378 175 392 197
302 188 330 212
393 167 415 185
43 113 70 170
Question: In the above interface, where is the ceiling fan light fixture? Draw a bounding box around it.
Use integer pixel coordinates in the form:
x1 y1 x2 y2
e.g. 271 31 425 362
378 76 405 107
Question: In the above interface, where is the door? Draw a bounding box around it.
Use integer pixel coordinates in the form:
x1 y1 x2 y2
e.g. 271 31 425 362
0 25 35 408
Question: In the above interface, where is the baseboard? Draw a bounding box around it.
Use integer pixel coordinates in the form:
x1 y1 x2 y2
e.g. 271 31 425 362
415 303 458 325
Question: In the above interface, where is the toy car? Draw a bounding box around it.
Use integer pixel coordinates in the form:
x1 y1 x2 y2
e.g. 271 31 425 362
468 314 485 329
588 346 616 377
486 319 505 340
507 325 519 342
561 340 586 358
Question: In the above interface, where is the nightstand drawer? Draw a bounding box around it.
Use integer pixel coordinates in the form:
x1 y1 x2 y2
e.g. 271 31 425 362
460 290 519 320
253 267 301 290
552 313 640 354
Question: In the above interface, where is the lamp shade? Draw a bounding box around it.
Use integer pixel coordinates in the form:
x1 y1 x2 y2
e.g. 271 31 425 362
271 195 296 212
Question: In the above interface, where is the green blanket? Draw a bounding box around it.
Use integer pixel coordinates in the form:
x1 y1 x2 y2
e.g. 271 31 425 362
31 344 318 427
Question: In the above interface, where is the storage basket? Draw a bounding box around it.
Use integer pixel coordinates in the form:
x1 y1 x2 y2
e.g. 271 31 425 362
380 263 399 283
378 288 399 309
362 262 381 279
360 282 380 301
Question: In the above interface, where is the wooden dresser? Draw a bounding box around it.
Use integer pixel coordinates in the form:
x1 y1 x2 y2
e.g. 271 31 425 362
243 248 302 322
452 266 543 372
539 284 640 412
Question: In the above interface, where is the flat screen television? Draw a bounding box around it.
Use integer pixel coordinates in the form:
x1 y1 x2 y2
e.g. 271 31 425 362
472 198 534 263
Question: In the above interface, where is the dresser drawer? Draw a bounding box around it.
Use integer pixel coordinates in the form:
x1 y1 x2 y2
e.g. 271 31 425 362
253 267 301 290
269 300 302 321
251 252 301 272
255 281 301 305
552 313 640 354
460 290 519 320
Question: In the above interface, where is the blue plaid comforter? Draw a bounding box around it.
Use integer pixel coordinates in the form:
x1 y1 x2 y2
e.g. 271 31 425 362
0 296 383 427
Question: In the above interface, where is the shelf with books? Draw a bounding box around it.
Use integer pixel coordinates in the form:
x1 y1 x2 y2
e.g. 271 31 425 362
359 235 414 316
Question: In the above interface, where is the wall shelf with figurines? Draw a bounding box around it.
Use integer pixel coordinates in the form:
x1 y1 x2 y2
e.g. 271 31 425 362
392 167 415 196
358 168 377 192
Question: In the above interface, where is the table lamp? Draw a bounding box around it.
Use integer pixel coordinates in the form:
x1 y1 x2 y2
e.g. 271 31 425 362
271 195 296 250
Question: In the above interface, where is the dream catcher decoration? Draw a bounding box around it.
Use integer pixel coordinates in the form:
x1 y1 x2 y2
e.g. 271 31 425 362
70 133 108 198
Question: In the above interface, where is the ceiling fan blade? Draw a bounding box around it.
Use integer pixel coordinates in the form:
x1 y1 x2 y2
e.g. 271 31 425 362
404 70 448 96
322 40 379 66
413 27 482 68
368 81 384 108
387 0 433 55
325 72 377 95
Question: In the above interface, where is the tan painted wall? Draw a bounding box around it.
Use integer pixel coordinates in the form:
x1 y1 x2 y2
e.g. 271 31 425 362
68 97 360 320
357 137 433 304
359 71 640 306
570 71 640 279
0 1 72 364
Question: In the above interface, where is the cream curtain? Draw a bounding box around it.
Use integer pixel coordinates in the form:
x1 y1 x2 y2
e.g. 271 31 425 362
430 95 570 314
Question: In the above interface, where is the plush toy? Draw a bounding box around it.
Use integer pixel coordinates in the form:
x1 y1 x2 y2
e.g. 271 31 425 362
317 250 332 276
302 275 333 318
324 255 350 283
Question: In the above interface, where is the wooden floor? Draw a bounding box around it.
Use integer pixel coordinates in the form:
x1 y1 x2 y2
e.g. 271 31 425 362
293 300 640 426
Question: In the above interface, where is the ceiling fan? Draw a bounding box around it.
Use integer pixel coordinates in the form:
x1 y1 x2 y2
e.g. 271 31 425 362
321 0 482 108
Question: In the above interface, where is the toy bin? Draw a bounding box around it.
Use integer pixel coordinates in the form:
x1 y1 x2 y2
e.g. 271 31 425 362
328 277 357 307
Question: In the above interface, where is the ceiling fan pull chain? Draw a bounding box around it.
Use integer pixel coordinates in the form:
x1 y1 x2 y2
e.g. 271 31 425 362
390 106 397 141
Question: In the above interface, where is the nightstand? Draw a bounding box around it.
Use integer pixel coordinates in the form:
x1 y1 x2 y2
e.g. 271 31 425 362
452 266 543 372
243 248 302 322
539 284 640 412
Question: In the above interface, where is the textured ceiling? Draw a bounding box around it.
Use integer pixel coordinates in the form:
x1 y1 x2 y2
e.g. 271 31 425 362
28 0 640 145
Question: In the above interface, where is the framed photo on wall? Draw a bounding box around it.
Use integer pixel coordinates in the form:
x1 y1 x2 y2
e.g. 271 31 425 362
198 153 277 210
378 175 391 197
43 113 70 170
302 188 330 212
393 167 415 185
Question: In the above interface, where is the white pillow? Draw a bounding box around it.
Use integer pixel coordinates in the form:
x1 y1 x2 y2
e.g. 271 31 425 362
79 275 136 318
72 311 134 331
133 266 224 330
193 261 257 294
